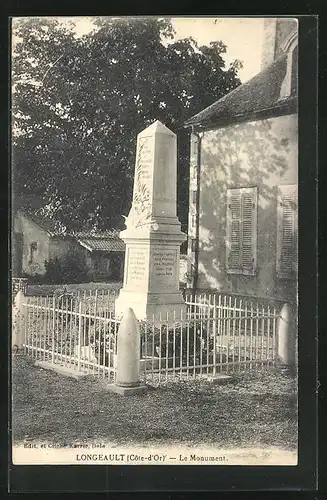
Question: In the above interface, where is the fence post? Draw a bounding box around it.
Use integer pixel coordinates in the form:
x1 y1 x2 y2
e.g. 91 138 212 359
212 295 217 376
77 300 82 371
276 302 296 369
108 307 147 396
12 290 26 352
51 295 56 364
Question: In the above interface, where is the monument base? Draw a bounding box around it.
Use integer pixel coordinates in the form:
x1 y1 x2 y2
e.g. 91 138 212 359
107 383 148 396
115 289 187 323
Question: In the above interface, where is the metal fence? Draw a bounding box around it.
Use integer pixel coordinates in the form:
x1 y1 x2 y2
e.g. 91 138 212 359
17 288 281 386
20 289 119 381
140 293 279 386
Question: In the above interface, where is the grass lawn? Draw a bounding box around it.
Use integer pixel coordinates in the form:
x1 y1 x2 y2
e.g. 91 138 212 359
12 355 297 450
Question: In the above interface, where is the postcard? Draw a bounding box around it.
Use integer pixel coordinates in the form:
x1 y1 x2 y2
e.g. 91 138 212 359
11 16 299 467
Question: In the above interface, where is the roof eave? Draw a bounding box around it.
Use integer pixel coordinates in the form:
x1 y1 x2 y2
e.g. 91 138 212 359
77 240 94 252
183 53 289 130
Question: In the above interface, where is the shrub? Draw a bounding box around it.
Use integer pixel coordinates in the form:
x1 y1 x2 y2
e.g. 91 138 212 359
88 321 117 367
44 253 89 284
21 272 45 284
139 321 209 364
85 319 209 367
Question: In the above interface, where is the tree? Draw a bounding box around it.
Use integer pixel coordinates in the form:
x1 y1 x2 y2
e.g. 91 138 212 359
12 17 242 233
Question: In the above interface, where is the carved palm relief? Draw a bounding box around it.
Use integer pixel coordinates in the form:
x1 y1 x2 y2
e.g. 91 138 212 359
128 138 152 228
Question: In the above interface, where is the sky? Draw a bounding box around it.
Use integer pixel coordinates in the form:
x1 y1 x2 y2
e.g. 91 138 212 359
60 16 265 83
170 18 264 82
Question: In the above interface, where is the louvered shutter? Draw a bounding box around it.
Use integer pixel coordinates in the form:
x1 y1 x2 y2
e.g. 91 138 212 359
228 189 242 269
241 190 257 274
277 184 298 278
226 187 257 275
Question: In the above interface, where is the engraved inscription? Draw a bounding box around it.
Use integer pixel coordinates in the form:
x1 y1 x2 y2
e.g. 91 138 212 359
151 250 177 287
127 248 147 286
136 138 152 181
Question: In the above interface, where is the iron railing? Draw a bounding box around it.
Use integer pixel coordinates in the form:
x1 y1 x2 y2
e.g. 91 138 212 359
140 294 279 386
21 289 119 381
18 288 282 385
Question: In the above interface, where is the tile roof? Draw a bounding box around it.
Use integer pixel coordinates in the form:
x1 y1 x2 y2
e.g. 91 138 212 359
75 229 125 252
74 229 120 239
17 209 124 252
77 237 125 252
184 54 297 129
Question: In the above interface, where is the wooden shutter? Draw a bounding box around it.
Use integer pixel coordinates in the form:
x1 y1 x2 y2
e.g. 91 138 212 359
228 189 242 270
277 184 298 278
241 190 257 273
226 187 257 275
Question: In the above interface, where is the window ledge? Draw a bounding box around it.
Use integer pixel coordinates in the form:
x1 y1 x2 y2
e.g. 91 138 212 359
226 269 256 276
277 272 296 280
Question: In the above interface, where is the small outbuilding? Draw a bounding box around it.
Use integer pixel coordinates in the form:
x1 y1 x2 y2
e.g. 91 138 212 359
74 230 125 282
12 208 125 283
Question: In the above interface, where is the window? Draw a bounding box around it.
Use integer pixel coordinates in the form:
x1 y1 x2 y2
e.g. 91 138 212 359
192 190 197 204
191 214 196 228
276 184 298 278
226 187 257 275
191 238 197 252
29 242 38 264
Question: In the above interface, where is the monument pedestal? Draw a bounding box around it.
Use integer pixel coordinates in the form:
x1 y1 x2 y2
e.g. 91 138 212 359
115 224 186 322
115 290 186 322
115 120 187 324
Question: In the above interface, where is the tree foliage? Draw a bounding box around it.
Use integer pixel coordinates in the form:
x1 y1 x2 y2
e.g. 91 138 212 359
12 17 242 233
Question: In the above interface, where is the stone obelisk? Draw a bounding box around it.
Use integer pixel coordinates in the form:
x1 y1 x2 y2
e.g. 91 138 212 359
115 120 186 322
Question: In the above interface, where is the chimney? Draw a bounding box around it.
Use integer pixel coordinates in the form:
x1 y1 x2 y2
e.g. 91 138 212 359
261 18 277 70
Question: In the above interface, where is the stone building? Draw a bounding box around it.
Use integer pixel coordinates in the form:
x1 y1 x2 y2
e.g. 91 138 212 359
184 18 298 302
12 208 74 277
12 209 125 282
